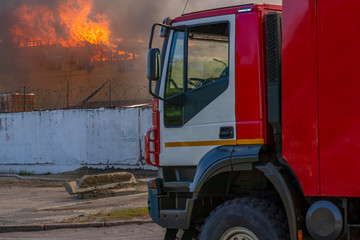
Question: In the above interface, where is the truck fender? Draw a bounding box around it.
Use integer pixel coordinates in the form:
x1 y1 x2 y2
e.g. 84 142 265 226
256 162 298 240
190 145 262 198
189 148 299 240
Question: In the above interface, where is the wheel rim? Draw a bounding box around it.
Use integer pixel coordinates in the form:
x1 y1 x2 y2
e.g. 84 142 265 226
220 226 259 240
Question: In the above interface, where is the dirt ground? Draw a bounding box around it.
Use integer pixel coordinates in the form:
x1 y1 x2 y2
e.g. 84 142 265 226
0 167 157 226
0 223 165 240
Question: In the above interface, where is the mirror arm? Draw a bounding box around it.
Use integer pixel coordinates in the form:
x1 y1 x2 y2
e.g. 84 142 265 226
148 80 185 106
164 93 185 106
149 79 166 101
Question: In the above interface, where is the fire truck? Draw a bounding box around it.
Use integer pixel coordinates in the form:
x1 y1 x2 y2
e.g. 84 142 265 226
144 1 360 239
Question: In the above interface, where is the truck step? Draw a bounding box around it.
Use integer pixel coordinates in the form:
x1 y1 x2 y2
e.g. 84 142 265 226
163 181 192 192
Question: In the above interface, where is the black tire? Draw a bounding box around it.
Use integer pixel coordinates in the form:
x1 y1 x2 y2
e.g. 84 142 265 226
199 197 289 240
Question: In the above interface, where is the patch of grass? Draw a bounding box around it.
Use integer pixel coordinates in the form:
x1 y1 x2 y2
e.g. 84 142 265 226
64 207 149 223
18 170 35 176
106 207 149 220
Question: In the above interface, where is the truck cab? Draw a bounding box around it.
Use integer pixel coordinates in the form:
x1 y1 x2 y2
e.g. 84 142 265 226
145 4 289 240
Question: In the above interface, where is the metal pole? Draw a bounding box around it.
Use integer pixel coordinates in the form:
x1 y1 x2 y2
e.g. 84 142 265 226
23 86 26 112
66 77 69 108
109 78 112 107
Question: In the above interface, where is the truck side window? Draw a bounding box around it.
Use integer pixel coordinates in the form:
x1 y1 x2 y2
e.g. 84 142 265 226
187 24 229 90
164 22 229 127
164 31 184 126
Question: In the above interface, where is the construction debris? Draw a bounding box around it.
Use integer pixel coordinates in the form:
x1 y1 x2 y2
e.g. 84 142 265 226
65 172 138 199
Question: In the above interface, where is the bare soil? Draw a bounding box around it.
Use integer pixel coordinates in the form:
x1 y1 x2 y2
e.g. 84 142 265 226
0 167 157 226
0 222 165 240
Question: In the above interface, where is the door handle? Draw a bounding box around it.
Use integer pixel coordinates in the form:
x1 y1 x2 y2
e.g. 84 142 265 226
219 126 234 139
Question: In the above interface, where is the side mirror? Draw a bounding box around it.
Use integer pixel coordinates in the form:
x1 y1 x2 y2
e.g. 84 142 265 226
145 48 184 106
146 48 160 81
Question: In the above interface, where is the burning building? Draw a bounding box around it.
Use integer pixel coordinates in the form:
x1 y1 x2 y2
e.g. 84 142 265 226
0 0 154 110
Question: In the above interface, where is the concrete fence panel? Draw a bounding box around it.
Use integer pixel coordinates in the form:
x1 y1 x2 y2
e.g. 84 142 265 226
0 107 152 174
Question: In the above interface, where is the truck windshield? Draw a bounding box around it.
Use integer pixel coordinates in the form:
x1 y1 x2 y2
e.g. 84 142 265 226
165 22 229 127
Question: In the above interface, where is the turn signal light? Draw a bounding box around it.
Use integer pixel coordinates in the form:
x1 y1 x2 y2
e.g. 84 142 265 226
297 230 303 240
150 180 157 190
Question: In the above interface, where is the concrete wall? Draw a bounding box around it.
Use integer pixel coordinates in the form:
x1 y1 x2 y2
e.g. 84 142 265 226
0 107 152 174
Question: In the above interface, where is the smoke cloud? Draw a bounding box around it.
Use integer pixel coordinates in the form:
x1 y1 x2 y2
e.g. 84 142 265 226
0 0 188 73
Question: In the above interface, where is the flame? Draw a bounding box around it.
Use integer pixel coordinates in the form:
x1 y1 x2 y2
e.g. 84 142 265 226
9 0 138 62
11 4 57 47
89 49 138 63
11 0 112 48
138 37 145 44
58 0 113 47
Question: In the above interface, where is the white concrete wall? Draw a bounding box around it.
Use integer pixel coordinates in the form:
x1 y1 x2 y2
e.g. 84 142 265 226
0 107 152 174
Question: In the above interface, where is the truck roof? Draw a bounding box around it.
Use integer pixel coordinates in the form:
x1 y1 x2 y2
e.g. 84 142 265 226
173 4 282 23
181 0 282 15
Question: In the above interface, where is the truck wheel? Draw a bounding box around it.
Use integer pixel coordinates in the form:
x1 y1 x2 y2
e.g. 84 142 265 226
199 197 289 240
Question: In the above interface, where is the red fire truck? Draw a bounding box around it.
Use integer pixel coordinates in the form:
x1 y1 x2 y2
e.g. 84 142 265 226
145 1 360 239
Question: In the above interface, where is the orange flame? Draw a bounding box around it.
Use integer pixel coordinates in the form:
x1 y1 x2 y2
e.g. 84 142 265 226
58 0 113 47
11 4 57 47
11 0 113 48
138 37 145 44
9 0 140 62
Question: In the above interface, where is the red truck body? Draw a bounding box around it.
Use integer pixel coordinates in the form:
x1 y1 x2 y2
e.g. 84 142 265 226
145 1 360 239
283 0 360 197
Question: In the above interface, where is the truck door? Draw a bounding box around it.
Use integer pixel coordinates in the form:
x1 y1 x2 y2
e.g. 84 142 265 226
158 15 236 166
